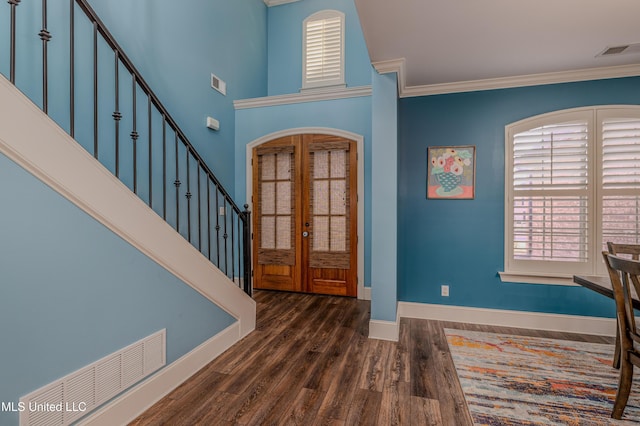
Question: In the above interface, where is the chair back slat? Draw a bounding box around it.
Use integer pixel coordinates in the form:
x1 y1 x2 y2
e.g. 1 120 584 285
607 242 640 261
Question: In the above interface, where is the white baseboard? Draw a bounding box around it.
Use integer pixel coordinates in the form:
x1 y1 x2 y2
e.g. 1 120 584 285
369 305 401 341
369 319 399 341
361 286 371 301
398 302 616 337
78 322 241 426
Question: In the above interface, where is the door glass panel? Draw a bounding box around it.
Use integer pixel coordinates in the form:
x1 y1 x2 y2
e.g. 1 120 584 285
261 154 275 180
330 180 346 215
311 148 350 255
314 180 329 215
314 151 329 178
261 182 275 215
261 216 275 249
330 150 346 178
314 216 329 251
276 181 291 214
330 217 346 251
258 150 294 253
276 216 291 249
277 153 291 180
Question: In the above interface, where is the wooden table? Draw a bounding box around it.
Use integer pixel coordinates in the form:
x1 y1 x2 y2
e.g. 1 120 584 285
573 274 640 369
573 275 640 310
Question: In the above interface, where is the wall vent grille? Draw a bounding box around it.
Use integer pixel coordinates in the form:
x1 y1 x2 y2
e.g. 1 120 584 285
19 329 166 426
211 73 227 95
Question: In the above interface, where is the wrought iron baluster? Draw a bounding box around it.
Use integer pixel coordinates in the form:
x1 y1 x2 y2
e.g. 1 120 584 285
148 97 152 208
186 149 192 242
174 133 180 233
237 213 242 287
131 75 138 194
69 0 74 137
215 187 220 267
9 0 20 84
237 210 244 285
162 117 167 220
207 179 211 261
223 198 228 275
93 21 98 158
231 208 235 282
243 205 252 295
113 52 121 177
197 166 202 251
40 0 51 113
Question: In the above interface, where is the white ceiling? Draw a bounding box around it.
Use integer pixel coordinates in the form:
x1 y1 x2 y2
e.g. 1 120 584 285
354 0 640 96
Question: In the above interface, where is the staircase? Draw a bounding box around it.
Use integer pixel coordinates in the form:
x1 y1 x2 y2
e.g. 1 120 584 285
0 0 252 298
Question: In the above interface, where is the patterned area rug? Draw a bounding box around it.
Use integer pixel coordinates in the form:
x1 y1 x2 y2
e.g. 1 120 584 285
445 329 640 425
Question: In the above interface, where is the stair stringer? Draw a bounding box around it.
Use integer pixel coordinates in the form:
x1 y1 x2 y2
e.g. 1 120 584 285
0 74 256 337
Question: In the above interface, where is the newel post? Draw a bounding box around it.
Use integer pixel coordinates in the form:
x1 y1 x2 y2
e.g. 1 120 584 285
242 204 252 296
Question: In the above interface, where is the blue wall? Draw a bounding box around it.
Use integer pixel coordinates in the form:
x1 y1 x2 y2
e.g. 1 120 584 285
398 76 640 318
266 0 371 96
370 71 398 321
0 153 236 426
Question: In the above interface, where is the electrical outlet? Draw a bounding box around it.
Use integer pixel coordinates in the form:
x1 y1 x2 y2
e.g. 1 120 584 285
219 206 226 216
441 285 450 297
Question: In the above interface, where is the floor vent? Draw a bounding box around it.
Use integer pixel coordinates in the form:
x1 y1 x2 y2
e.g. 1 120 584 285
19 329 166 426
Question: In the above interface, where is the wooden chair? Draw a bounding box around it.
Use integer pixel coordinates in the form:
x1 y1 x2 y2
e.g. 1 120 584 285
606 243 640 369
603 252 640 419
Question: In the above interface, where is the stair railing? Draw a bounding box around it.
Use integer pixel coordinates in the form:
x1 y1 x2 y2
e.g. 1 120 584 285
3 0 252 295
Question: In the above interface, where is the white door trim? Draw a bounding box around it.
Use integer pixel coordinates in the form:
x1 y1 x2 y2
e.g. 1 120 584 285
246 127 366 299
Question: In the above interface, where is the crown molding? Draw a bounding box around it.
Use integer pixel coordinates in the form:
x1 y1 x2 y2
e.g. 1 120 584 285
372 58 405 75
403 64 640 97
372 59 640 98
263 0 300 6
372 58 405 97
234 85 372 109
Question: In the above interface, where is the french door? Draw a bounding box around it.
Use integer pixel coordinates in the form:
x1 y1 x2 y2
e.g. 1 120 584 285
252 134 357 297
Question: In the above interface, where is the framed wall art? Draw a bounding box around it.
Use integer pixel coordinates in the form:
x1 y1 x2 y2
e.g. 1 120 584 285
427 145 476 199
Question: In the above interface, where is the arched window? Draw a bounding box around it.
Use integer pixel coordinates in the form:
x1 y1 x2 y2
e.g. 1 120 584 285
502 106 640 283
302 10 345 90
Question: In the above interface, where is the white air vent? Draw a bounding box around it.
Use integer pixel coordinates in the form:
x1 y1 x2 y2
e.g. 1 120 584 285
597 43 640 57
19 329 166 426
211 73 226 95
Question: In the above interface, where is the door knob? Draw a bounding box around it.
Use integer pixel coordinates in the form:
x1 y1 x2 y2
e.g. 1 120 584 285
302 231 309 237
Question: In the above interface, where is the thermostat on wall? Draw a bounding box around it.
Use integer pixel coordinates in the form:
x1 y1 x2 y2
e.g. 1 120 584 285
206 116 220 131
211 73 226 95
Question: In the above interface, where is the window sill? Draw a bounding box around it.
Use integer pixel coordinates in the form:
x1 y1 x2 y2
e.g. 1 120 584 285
498 271 582 286
300 83 347 93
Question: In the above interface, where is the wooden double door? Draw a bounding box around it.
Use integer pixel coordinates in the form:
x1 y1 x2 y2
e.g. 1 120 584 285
252 134 357 297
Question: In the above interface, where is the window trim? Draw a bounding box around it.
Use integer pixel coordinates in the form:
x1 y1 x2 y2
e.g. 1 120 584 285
302 10 346 91
501 105 640 285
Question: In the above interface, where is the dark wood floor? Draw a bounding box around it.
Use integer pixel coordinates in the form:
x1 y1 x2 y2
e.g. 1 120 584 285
130 290 613 426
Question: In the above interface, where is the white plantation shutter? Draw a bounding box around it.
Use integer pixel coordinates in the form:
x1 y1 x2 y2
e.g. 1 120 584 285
505 107 640 282
303 11 344 89
512 122 589 262
602 117 640 247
